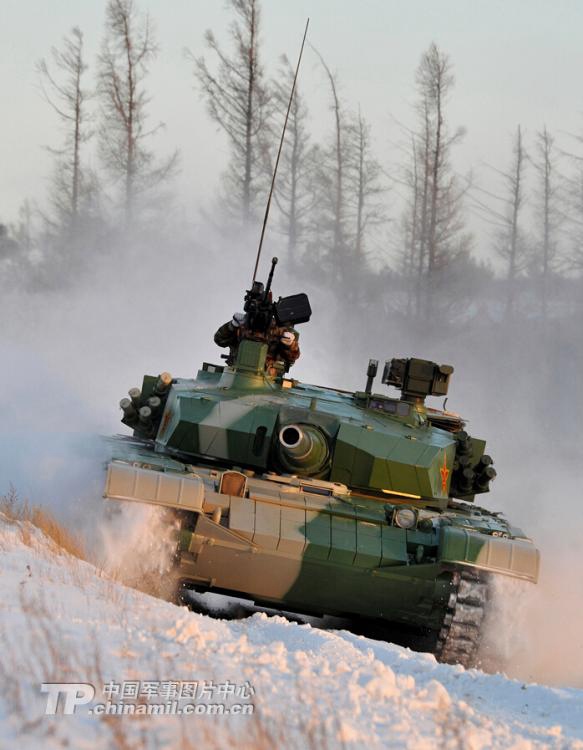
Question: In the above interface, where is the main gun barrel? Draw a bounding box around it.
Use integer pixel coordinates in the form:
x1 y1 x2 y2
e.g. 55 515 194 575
276 423 329 476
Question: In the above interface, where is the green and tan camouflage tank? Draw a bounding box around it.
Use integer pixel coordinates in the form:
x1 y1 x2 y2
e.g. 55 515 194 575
104 308 539 668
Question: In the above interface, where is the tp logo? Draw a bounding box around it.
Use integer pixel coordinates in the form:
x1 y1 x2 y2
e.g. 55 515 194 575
41 683 95 715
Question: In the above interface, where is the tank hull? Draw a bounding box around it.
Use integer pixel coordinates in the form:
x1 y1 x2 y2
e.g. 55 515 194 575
103 437 539 664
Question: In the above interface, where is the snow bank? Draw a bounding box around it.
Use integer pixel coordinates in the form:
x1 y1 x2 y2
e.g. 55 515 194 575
0 514 581 750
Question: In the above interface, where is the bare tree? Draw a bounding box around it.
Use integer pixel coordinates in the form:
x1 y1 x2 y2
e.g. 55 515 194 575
309 48 350 286
410 100 432 317
308 50 387 296
564 167 583 281
559 124 583 276
345 108 387 262
395 134 421 315
98 0 177 225
409 43 471 320
494 125 528 319
37 27 92 229
192 0 271 224
532 127 562 319
270 54 316 268
417 46 451 284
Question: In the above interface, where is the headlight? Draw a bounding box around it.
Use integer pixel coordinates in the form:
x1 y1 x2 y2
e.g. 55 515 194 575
393 507 418 530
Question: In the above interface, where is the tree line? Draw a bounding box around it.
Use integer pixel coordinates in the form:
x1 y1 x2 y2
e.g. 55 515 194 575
2 0 583 330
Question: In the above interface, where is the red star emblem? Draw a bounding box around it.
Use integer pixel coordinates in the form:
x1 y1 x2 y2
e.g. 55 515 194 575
440 451 450 494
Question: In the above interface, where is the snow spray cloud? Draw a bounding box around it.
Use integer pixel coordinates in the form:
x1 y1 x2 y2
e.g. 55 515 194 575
478 457 583 689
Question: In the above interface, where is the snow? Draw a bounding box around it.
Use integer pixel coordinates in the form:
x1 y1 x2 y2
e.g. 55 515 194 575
1 512 582 750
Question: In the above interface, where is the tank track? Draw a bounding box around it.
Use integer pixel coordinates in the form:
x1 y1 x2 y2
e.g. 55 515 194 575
435 569 489 668
164 515 491 668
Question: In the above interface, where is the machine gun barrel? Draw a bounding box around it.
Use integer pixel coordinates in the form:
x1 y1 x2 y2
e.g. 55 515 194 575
264 257 278 301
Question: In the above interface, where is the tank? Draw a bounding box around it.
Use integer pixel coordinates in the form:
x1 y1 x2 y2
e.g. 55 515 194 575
103 260 539 668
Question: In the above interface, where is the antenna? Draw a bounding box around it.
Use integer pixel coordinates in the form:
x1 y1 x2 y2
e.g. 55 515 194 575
251 18 310 284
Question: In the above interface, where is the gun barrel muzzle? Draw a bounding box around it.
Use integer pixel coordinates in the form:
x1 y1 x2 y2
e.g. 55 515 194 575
277 423 329 475
279 425 310 456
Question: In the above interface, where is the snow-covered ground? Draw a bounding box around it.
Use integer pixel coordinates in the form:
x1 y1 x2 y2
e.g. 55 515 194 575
1 512 582 750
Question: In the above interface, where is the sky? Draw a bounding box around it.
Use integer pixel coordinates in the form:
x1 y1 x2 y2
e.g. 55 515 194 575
1 0 583 244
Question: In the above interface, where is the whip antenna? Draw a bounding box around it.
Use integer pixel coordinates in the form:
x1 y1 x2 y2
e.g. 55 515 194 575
251 18 310 284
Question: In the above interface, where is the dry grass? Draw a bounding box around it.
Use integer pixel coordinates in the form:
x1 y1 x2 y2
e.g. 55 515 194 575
0 484 86 560
0 587 148 750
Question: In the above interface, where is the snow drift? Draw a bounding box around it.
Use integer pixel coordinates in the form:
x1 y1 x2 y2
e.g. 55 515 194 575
0 511 582 749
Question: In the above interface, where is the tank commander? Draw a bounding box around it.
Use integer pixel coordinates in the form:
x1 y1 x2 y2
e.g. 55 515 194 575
213 312 246 364
214 313 300 374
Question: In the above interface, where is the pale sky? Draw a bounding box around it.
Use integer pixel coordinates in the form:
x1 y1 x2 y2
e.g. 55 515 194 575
1 0 582 245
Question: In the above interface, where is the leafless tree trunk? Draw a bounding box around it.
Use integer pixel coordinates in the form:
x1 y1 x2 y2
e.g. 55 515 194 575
356 146 366 259
307 47 352 287
37 27 91 229
98 0 177 226
424 69 445 278
507 127 523 316
192 0 270 224
315 50 345 268
269 55 315 268
309 50 386 293
346 109 386 261
411 43 469 321
397 134 420 315
287 107 300 261
244 2 256 218
533 127 561 319
494 125 527 320
415 100 431 317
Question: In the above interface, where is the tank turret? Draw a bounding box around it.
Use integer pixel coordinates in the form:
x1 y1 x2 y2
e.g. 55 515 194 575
122 329 496 506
